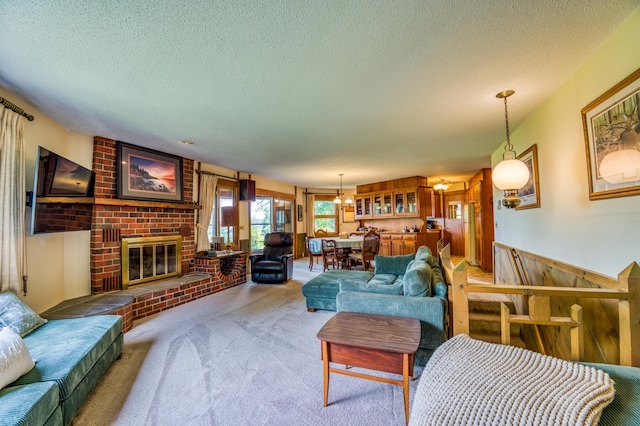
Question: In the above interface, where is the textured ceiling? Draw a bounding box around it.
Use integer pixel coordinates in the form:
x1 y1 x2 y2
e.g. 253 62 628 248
1 1 639 189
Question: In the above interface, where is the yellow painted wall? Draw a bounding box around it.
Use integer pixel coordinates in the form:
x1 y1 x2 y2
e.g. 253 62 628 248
0 86 94 312
492 8 640 277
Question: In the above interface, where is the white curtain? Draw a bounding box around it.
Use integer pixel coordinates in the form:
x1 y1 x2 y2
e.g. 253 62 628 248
305 192 315 237
0 108 27 293
195 174 218 252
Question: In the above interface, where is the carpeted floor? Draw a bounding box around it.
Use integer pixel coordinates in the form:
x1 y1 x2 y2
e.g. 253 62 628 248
74 259 421 425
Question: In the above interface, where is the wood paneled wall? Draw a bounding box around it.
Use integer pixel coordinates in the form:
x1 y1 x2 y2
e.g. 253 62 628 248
493 242 640 366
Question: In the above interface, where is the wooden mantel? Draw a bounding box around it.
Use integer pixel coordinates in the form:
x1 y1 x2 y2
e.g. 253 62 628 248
37 197 200 210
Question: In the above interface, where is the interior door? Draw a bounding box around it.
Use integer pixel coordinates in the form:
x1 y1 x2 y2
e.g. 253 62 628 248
444 193 465 256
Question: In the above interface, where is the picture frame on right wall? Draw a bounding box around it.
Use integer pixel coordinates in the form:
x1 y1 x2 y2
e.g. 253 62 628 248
516 144 540 210
581 67 640 200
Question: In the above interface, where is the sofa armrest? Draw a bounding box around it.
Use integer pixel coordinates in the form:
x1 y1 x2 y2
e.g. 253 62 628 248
249 254 265 264
336 291 447 349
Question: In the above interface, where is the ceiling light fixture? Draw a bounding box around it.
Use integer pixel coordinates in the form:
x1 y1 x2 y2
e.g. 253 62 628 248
492 90 530 208
433 179 449 191
333 173 353 205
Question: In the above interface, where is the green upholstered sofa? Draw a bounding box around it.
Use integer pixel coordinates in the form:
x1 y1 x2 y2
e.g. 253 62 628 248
302 246 448 365
0 311 123 426
580 362 640 425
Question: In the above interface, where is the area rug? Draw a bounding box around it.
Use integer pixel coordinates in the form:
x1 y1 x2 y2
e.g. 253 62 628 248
74 271 421 425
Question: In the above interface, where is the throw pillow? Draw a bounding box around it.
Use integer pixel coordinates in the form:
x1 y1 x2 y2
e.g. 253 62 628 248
374 254 414 275
0 327 35 390
0 291 47 337
409 334 615 426
415 246 432 262
403 260 431 297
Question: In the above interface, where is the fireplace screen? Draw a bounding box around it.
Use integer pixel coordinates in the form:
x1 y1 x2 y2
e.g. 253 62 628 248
121 236 182 288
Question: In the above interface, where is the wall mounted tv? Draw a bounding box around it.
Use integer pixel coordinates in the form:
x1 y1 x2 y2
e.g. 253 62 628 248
31 146 95 234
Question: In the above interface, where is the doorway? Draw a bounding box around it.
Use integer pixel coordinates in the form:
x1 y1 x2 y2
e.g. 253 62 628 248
443 192 465 256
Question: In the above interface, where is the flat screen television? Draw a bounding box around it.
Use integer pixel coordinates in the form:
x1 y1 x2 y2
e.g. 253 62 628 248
31 146 95 234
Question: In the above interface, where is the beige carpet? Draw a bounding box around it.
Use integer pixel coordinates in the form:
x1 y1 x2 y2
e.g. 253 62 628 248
74 259 421 425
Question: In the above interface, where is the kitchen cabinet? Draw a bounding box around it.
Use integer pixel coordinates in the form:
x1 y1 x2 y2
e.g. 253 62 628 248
354 194 372 218
425 230 442 256
372 191 393 217
355 176 439 221
377 232 427 256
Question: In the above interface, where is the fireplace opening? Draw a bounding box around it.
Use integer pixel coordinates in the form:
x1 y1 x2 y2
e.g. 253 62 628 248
121 236 182 289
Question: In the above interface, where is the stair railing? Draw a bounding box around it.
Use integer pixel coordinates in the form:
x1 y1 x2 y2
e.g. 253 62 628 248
438 243 639 367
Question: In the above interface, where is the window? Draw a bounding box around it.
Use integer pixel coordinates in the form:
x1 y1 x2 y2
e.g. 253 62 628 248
250 196 294 251
314 196 338 235
209 179 238 245
250 197 272 251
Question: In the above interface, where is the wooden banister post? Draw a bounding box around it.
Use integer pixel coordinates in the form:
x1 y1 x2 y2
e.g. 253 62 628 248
500 303 511 346
451 259 469 336
618 262 640 367
570 304 584 362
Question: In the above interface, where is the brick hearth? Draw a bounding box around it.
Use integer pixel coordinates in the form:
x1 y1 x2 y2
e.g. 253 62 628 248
90 136 196 294
70 136 249 331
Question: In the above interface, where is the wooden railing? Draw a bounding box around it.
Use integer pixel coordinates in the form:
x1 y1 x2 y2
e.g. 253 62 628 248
438 242 640 367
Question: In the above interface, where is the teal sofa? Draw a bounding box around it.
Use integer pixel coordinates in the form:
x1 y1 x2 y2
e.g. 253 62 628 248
0 313 123 426
302 246 448 365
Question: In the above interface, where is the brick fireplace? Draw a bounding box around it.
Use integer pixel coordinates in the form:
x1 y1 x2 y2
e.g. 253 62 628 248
90 136 196 293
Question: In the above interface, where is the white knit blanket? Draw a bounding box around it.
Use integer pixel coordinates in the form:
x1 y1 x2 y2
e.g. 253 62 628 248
409 334 615 426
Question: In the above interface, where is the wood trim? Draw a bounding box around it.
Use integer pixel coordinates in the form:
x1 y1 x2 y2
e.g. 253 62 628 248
37 197 200 210
256 188 295 200
493 242 616 288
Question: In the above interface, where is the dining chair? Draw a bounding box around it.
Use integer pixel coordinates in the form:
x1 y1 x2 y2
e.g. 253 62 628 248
321 239 340 271
348 231 380 270
305 236 323 271
315 229 328 238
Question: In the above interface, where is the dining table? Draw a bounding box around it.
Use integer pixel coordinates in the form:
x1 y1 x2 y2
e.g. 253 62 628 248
308 236 362 254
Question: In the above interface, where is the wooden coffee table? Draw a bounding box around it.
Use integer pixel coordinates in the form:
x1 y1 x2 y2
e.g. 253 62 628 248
317 312 420 425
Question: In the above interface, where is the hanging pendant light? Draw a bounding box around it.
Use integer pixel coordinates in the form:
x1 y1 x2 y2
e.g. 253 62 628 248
334 174 344 204
333 173 352 205
492 90 530 208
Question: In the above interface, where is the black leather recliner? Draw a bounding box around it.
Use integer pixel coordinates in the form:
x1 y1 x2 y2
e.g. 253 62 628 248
249 232 294 283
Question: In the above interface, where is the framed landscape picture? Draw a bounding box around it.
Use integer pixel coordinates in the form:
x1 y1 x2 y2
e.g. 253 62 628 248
582 67 640 200
116 141 183 202
516 144 540 210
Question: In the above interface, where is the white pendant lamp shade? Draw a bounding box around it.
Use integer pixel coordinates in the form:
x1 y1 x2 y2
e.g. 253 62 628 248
491 90 530 208
599 149 640 184
492 158 530 190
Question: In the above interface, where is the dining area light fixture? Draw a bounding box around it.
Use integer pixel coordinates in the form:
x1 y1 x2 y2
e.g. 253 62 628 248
433 179 449 191
333 173 353 205
491 90 530 208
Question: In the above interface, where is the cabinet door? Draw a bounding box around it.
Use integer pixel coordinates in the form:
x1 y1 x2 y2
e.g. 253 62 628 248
382 192 393 215
406 190 418 215
373 192 393 217
391 236 405 255
373 193 383 215
364 195 372 216
379 236 391 256
393 192 405 215
355 195 372 219
355 196 365 218
403 235 416 255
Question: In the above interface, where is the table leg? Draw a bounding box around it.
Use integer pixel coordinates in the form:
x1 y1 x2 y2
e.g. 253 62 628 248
403 352 410 425
322 341 330 407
